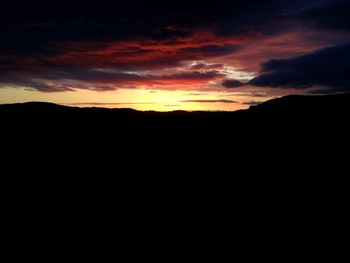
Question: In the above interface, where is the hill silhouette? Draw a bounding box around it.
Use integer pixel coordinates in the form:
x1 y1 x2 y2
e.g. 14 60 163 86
1 93 350 155
1 93 349 196
1 93 350 135
0 93 350 125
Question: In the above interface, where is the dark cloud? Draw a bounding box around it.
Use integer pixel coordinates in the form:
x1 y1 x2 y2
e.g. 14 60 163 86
67 70 224 83
2 0 350 95
158 71 224 81
0 1 237 54
308 87 350 95
242 101 262 106
222 79 246 88
0 33 244 76
248 43 350 93
181 100 238 104
0 69 224 92
182 45 241 56
0 75 75 92
213 0 332 35
219 42 350 94
43 70 146 82
0 0 337 55
295 0 350 32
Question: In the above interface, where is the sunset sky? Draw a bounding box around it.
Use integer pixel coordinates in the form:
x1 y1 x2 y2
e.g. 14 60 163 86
1 0 350 111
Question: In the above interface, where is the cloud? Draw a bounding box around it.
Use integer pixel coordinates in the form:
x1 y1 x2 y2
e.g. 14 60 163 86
182 45 241 56
2 0 350 96
181 100 238 104
2 0 333 63
222 43 350 94
44 69 224 83
308 87 350 95
0 69 224 92
220 42 350 94
222 79 246 88
295 0 350 32
191 63 224 70
186 93 207 96
163 105 180 107
0 29 243 92
241 101 262 106
247 43 350 93
0 76 76 92
0 31 245 71
0 1 311 48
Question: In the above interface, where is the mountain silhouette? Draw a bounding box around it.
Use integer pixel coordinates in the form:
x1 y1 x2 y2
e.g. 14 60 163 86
1 94 348 195
1 93 350 133
1 93 349 158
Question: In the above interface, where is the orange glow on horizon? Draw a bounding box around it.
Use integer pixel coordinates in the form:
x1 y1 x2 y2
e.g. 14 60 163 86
0 87 273 112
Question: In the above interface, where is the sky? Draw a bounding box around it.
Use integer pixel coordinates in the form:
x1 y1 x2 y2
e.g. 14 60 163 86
1 0 350 111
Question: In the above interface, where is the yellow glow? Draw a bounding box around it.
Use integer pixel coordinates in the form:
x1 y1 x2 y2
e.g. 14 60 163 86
0 87 256 112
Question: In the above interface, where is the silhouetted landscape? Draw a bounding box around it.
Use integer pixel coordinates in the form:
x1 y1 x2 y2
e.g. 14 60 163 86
2 1 350 239
2 1 350 155
2 93 350 141
2 87 349 222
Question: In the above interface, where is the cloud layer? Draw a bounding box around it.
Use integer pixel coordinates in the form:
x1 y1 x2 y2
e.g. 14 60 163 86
1 0 350 95
223 43 350 94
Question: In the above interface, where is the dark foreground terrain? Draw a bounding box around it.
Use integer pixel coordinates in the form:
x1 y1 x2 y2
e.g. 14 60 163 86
2 93 348 220
1 93 349 166
2 93 350 136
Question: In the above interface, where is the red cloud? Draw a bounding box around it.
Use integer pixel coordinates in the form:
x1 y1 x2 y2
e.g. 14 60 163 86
40 30 249 70
2 27 347 93
0 29 248 92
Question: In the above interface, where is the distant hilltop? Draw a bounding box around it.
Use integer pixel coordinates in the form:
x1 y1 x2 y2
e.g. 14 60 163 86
1 93 350 169
1 93 350 114
1 93 350 140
